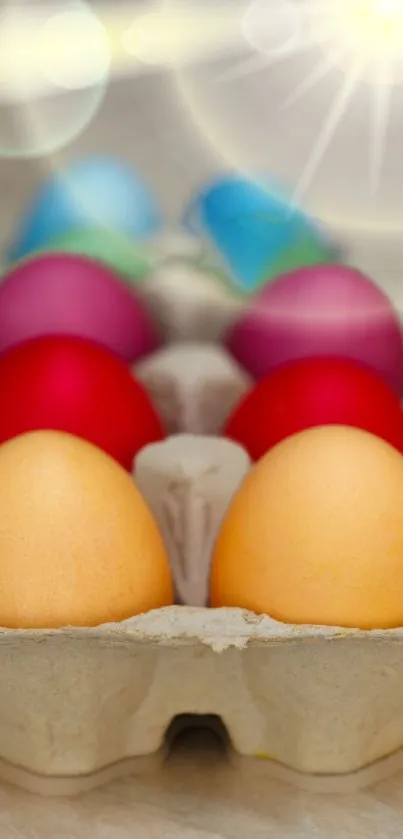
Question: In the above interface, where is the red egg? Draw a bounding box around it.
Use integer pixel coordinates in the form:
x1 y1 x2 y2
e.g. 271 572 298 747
224 356 403 460
0 335 165 470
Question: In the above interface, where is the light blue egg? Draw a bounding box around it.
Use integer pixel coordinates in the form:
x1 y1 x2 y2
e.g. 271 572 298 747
7 155 162 263
183 174 337 294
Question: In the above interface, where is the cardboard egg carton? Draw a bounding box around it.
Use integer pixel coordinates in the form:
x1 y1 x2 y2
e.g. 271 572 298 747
140 258 243 343
1 342 403 798
135 342 251 435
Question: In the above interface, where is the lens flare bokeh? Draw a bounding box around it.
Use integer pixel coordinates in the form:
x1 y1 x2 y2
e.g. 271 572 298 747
0 1 109 158
167 0 403 233
2 0 403 233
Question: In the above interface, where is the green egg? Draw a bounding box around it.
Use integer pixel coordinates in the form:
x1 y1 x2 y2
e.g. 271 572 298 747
21 227 155 285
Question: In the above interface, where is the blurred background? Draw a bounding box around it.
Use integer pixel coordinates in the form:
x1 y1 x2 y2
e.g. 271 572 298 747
1 0 403 302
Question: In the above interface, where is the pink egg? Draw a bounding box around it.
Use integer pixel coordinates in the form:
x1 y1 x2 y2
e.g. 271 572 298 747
0 254 160 362
226 264 403 393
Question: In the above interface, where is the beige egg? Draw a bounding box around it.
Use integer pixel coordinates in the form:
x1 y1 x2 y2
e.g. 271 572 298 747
211 425 403 629
0 430 173 628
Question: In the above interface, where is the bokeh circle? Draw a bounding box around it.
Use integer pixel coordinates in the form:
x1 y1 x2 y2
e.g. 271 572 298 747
0 0 109 158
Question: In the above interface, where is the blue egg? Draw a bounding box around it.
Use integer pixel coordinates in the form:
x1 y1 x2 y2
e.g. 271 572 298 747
183 174 338 294
8 156 162 263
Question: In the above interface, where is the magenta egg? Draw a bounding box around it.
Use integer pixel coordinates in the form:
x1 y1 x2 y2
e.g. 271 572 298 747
0 254 160 362
226 264 403 394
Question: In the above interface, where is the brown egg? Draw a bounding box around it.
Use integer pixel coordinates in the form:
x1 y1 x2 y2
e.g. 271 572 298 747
210 425 403 629
0 430 173 628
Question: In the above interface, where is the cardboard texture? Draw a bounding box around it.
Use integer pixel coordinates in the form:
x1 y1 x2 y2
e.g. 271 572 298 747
3 605 403 796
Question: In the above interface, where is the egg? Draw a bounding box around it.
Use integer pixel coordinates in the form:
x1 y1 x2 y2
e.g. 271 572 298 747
226 264 403 394
0 430 174 629
211 425 403 629
7 155 161 263
0 335 165 470
34 227 153 284
184 175 336 294
0 253 161 362
224 357 403 460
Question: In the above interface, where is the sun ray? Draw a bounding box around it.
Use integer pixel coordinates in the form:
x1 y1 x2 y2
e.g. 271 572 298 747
369 56 393 194
290 56 367 208
217 52 281 83
216 33 336 84
280 42 351 110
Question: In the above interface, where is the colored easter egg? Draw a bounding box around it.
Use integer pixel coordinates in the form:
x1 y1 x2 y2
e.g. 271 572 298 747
184 174 337 294
226 264 403 393
211 425 403 629
7 155 161 263
0 253 161 362
224 357 403 460
0 430 174 628
34 227 153 283
0 335 165 470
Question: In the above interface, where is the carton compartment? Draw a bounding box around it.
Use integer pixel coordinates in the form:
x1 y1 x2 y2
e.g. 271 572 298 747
0 609 403 795
0 342 402 796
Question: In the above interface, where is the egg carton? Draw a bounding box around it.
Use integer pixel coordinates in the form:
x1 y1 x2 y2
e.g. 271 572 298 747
140 258 243 344
2 343 403 799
